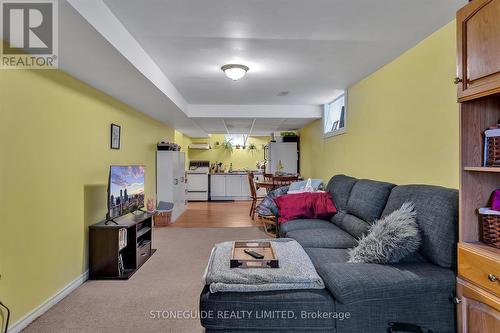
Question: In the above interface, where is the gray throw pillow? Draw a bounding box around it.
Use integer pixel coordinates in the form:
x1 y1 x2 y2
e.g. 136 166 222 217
348 202 421 264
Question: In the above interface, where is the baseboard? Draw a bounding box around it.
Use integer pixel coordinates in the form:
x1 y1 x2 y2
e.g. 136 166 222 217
8 270 89 333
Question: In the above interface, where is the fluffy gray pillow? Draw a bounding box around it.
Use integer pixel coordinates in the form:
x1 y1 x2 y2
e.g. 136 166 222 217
348 202 421 264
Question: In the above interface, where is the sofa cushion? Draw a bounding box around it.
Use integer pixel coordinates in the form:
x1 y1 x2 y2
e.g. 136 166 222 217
348 202 421 264
381 185 458 268
200 285 335 331
286 226 358 249
278 218 336 237
326 174 357 210
305 248 350 266
331 211 371 240
315 262 455 304
346 179 395 223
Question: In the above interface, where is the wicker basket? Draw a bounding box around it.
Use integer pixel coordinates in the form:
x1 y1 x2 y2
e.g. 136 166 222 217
482 214 500 249
485 133 500 167
154 211 172 227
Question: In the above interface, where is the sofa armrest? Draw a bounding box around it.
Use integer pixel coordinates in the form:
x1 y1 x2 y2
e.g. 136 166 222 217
316 262 455 304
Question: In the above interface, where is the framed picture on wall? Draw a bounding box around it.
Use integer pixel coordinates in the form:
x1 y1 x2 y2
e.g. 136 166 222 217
111 124 121 149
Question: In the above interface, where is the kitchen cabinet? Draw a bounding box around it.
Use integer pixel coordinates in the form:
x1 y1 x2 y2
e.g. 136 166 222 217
225 175 242 197
210 173 260 200
210 174 226 197
456 0 500 101
156 151 187 221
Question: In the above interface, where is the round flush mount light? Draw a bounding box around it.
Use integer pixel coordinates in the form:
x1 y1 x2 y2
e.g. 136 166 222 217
221 64 249 81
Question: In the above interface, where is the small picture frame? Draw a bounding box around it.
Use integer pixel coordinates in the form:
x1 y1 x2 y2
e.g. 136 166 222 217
110 124 121 149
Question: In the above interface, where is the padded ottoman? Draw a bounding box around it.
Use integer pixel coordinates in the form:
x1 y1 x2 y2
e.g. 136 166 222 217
199 285 336 332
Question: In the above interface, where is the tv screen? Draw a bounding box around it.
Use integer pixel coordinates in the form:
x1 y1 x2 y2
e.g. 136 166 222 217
108 165 145 219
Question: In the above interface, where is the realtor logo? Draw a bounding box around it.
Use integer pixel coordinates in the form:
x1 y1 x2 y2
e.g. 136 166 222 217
1 0 58 69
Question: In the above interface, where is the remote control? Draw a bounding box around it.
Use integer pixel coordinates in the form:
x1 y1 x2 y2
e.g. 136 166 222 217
244 249 264 259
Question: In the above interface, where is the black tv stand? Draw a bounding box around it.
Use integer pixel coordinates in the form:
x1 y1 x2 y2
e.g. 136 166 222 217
89 212 155 280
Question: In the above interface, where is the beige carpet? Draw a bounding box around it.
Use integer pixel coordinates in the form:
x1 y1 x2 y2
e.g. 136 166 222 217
24 227 267 333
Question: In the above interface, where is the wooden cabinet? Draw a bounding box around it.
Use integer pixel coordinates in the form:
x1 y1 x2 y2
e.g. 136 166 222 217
89 213 154 280
457 0 500 101
457 279 500 333
456 1 500 332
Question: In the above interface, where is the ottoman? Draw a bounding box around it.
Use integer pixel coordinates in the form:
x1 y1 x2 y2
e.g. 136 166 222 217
199 285 335 332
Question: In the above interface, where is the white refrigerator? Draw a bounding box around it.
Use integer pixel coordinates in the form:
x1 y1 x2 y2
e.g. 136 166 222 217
265 142 298 174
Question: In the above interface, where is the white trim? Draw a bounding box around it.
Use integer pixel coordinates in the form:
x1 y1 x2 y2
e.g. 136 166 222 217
8 270 89 333
66 0 188 113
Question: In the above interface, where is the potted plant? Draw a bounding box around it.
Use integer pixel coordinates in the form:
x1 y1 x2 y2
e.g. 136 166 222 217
280 131 299 142
222 139 233 153
247 143 257 154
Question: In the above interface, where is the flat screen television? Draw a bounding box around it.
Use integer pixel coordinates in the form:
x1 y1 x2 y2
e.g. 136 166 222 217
107 165 145 220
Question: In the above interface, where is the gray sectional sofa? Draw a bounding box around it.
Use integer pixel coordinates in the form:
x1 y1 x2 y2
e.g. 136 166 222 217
200 175 458 332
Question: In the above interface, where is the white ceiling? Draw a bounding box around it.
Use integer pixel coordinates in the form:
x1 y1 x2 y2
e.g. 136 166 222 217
62 0 465 136
192 118 314 135
103 0 465 105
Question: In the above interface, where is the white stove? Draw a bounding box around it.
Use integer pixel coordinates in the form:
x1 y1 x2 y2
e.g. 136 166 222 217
186 161 209 201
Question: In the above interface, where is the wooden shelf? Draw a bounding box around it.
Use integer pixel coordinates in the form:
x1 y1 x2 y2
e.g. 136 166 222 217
137 227 151 238
464 167 500 173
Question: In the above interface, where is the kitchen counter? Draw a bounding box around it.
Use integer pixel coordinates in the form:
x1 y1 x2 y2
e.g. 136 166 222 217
210 171 263 175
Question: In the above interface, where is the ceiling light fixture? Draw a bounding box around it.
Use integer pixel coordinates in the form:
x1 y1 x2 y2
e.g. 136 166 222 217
221 64 249 81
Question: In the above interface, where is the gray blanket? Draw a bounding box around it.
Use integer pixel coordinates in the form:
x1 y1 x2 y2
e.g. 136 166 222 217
202 238 324 293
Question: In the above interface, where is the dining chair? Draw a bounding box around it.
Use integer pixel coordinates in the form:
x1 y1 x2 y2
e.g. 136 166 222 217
263 173 274 182
247 172 258 219
272 175 299 187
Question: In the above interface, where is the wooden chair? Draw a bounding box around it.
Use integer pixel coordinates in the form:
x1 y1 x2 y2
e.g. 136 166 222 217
263 173 274 182
260 215 278 238
248 172 278 237
247 172 259 219
272 175 299 187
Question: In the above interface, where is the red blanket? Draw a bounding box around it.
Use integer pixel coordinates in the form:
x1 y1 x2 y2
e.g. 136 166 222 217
274 192 337 224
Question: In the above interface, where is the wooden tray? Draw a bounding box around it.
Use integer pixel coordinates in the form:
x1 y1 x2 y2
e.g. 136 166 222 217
230 241 279 268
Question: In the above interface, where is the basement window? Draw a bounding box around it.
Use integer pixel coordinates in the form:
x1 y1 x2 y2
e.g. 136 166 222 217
324 91 347 138
224 134 247 146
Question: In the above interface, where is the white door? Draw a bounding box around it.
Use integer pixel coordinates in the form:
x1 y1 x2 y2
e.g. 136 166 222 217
210 175 226 197
157 151 174 202
225 176 242 197
178 153 187 206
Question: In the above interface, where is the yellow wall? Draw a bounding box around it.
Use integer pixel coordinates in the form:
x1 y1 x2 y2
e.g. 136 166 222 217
300 21 459 188
189 135 269 170
0 69 174 323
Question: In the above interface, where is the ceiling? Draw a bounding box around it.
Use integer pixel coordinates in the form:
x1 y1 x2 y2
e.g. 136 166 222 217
62 0 465 136
103 0 465 105
192 118 314 135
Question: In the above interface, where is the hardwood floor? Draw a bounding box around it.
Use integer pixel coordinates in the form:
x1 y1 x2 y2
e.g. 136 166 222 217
171 201 264 228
